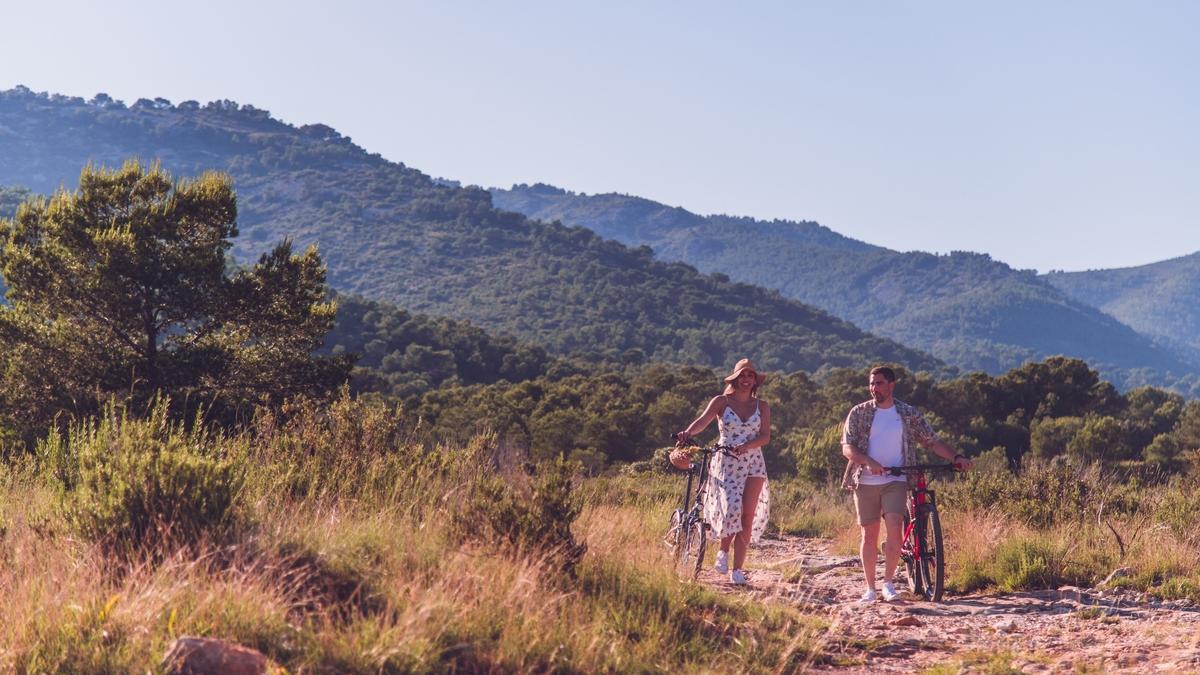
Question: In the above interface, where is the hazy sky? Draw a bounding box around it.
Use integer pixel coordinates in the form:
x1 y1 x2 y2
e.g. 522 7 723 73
3 1 1197 272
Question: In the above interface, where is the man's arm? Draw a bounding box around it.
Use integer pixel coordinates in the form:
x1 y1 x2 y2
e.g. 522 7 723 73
842 443 885 475
920 437 972 470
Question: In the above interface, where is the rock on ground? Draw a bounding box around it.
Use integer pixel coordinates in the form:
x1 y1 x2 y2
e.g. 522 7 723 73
162 636 274 675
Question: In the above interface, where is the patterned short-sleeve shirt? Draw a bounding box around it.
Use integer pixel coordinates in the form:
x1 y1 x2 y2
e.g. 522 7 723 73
840 399 938 489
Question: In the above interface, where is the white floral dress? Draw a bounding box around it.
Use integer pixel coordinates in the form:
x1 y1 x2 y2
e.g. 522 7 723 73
704 399 770 542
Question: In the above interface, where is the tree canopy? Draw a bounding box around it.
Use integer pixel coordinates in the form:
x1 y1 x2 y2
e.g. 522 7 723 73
0 161 349 437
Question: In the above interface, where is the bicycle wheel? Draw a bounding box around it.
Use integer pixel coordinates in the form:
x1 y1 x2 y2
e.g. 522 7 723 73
665 508 685 559
901 514 923 596
915 504 945 601
678 516 707 580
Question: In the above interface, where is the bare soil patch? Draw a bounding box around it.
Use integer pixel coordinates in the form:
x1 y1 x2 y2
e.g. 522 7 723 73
698 535 1200 673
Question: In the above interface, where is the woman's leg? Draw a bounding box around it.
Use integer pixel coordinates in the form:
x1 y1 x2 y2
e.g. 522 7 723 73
733 477 765 570
721 535 733 552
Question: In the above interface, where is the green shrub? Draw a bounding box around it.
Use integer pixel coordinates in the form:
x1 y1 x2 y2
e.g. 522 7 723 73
453 455 585 574
1029 416 1083 459
992 537 1068 591
246 393 409 503
940 457 1129 527
786 424 845 486
1156 477 1200 543
1154 576 1200 602
39 402 245 557
947 559 992 594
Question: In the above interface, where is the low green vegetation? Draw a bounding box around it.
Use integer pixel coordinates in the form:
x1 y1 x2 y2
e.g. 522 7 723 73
939 464 1200 600
41 402 246 559
0 396 835 672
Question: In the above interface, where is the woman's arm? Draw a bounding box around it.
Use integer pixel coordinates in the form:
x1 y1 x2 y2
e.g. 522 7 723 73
675 396 724 445
733 401 771 455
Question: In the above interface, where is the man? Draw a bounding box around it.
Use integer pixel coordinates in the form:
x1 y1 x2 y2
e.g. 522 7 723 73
840 366 971 602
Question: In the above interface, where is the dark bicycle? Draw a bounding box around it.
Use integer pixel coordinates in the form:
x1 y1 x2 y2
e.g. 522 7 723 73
885 463 959 601
664 443 736 580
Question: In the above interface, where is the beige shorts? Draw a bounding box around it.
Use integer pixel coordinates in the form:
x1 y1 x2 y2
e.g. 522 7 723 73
854 481 908 525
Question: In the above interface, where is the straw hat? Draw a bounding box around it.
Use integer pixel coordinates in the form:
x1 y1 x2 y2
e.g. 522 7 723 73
723 358 767 393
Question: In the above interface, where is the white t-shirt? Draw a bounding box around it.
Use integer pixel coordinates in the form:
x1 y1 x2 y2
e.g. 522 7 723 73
858 405 906 485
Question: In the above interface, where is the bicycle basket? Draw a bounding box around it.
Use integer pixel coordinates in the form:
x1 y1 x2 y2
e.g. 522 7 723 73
668 448 694 470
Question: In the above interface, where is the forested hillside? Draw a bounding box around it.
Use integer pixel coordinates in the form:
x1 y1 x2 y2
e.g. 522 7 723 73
1044 253 1200 360
0 87 940 374
325 294 567 398
492 184 1199 392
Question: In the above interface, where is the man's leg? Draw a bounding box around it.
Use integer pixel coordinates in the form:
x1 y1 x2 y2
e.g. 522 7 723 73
859 520 880 590
880 482 908 585
882 512 903 583
854 484 883 591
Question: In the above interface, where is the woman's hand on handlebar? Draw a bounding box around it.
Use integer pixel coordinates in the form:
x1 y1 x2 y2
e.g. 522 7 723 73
674 431 691 447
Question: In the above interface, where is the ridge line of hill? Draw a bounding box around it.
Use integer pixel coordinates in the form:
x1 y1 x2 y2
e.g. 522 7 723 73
0 86 943 378
490 182 1200 394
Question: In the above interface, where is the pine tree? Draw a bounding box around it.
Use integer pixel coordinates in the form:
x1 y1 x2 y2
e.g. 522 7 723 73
0 160 350 437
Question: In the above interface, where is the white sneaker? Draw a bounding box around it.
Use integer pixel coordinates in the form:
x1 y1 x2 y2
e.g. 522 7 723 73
860 588 878 602
731 569 748 585
881 581 901 602
714 550 729 573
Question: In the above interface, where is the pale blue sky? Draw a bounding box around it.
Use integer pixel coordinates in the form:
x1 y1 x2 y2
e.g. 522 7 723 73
3 1 1197 272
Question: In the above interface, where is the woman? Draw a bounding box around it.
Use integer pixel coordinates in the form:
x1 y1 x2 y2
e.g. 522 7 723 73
674 358 771 585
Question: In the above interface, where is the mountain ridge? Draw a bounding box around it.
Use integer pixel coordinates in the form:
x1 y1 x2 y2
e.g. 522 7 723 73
491 182 1199 392
0 86 941 376
1044 251 1200 360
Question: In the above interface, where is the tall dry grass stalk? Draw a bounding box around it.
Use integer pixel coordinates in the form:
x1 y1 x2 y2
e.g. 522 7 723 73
0 397 835 672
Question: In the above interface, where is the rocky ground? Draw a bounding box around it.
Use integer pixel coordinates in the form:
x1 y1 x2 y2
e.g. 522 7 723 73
699 536 1200 673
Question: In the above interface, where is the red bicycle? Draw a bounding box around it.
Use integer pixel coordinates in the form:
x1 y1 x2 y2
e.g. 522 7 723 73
886 463 958 601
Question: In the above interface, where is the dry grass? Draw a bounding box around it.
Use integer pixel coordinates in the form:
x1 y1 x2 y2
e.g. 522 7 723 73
6 397 1200 671
940 505 1200 598
0 426 834 673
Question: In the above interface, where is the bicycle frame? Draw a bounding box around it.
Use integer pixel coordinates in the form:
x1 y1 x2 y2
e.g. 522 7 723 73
678 445 729 525
900 471 934 566
888 462 956 601
667 444 735 579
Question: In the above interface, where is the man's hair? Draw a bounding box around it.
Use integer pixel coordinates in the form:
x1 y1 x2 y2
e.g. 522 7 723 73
869 366 897 383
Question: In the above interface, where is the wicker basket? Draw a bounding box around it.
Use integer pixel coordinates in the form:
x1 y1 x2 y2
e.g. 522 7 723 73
668 448 694 470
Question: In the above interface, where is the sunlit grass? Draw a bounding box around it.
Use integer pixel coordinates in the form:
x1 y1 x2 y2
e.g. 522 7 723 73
6 398 1200 670
0 406 835 672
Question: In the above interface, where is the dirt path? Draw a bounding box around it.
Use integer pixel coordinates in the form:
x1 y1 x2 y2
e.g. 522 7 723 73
699 535 1200 673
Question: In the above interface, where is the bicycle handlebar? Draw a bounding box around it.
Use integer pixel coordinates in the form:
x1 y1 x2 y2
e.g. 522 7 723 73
884 463 960 477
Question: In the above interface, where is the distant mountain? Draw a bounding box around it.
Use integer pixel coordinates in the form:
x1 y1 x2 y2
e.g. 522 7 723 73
492 183 1199 392
0 185 29 218
0 87 941 375
1044 253 1200 360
